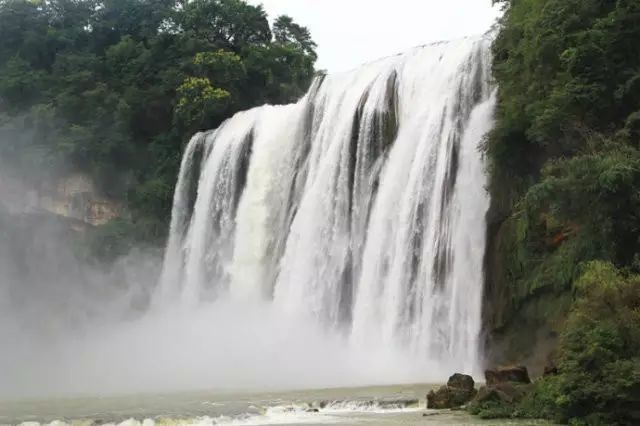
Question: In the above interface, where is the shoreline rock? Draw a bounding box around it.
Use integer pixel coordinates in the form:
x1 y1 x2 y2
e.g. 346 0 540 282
427 367 534 414
426 373 477 409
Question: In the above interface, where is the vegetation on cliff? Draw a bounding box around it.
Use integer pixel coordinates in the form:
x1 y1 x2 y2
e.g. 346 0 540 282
485 0 640 423
474 262 640 424
0 0 317 251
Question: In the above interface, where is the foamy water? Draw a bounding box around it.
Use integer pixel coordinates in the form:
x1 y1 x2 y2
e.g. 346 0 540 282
0 384 548 426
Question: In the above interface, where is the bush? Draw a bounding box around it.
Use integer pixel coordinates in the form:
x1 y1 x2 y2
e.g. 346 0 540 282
550 262 640 425
491 262 640 425
468 399 515 419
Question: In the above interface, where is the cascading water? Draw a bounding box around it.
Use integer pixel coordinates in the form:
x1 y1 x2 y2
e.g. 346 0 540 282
159 35 496 378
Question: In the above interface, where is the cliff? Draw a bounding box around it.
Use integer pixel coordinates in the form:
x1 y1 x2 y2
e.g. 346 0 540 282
0 172 122 230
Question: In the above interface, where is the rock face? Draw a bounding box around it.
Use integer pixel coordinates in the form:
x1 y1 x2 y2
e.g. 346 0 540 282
485 365 531 386
0 172 122 228
483 208 570 377
427 373 477 409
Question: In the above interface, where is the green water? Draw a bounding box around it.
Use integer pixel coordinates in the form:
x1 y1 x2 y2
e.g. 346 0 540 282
0 384 549 425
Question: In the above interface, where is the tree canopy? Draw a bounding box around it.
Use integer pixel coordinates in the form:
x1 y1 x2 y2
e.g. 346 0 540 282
0 0 317 244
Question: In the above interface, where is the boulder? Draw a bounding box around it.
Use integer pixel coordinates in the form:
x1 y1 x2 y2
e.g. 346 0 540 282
427 373 477 409
447 373 475 391
485 365 531 386
427 385 452 409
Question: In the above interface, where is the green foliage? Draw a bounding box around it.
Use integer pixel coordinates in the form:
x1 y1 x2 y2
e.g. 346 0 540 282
515 263 640 425
526 146 640 266
475 262 640 424
491 0 640 152
553 262 640 425
515 376 564 421
487 1 640 422
193 50 246 86
174 76 231 130
468 399 515 419
0 57 46 110
0 0 317 253
176 0 272 51
273 15 318 62
488 0 640 321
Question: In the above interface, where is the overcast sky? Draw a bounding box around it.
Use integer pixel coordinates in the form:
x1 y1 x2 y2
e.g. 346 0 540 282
248 0 502 72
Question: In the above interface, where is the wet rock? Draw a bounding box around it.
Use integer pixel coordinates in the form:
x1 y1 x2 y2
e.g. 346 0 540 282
447 373 475 392
427 373 477 409
447 373 477 406
427 385 452 409
305 408 319 413
485 365 531 386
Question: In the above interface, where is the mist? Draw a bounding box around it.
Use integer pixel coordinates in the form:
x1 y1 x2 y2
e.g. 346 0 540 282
0 207 155 399
0 236 437 401
0 202 436 401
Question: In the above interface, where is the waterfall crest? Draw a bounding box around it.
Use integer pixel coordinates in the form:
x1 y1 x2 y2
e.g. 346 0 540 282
160 35 496 376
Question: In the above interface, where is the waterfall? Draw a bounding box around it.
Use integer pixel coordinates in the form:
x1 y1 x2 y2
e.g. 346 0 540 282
159 35 495 377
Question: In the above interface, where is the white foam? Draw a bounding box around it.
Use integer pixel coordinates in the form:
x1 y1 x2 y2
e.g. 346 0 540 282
14 398 425 426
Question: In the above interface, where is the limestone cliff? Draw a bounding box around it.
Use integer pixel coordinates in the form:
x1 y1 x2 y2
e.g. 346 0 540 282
0 172 122 229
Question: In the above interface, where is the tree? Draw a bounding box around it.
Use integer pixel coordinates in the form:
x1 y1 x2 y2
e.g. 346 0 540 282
174 76 230 131
273 15 318 61
0 0 317 254
176 0 272 51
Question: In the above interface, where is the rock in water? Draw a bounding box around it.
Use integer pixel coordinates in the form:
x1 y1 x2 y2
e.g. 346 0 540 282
427 385 452 409
484 365 531 385
427 373 477 409
447 373 476 391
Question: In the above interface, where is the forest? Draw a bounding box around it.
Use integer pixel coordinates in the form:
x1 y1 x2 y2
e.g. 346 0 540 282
481 0 640 424
0 0 317 256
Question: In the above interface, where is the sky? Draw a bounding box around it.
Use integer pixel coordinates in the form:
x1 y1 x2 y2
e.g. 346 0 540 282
248 0 502 72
